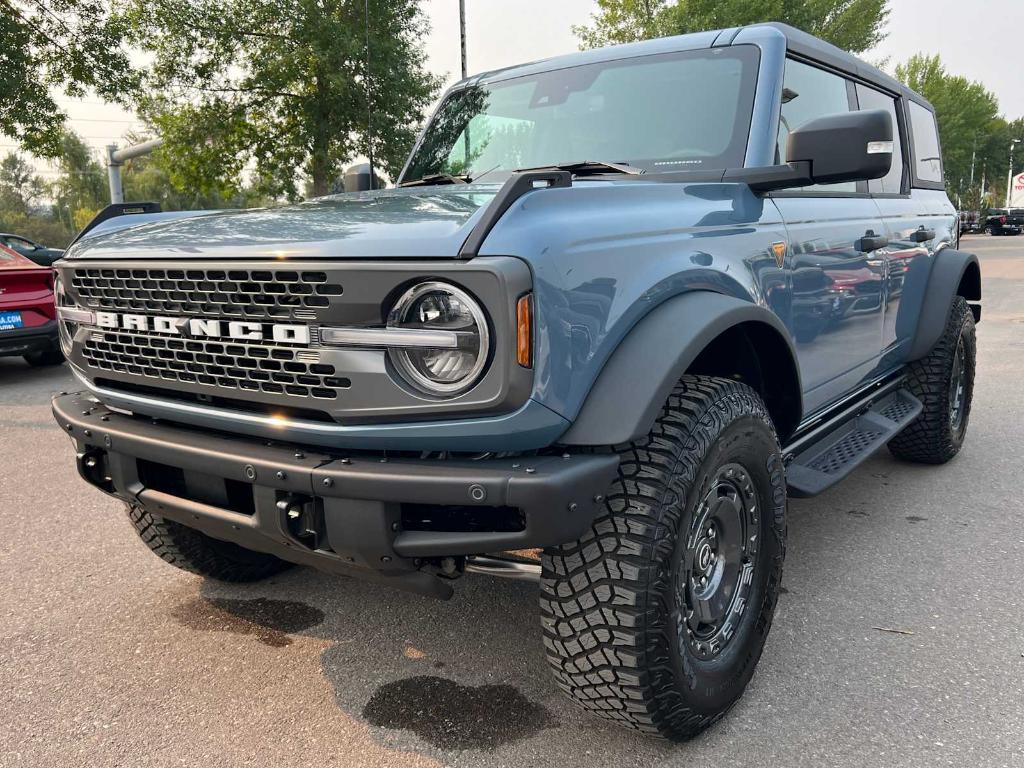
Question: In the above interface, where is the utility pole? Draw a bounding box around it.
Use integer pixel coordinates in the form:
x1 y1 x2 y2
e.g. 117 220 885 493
105 138 163 204
459 0 470 169
459 0 467 79
969 136 976 189
1007 139 1020 208
364 0 375 190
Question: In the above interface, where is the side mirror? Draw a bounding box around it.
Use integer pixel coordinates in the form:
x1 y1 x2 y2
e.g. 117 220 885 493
786 109 893 185
342 163 383 192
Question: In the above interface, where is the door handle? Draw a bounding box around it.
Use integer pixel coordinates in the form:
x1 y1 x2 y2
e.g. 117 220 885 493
910 227 935 243
856 230 889 252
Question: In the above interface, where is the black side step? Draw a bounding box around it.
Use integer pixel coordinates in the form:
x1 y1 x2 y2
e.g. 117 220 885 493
786 389 922 497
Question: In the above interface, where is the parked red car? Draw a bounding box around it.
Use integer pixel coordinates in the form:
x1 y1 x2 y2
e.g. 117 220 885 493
0 244 63 366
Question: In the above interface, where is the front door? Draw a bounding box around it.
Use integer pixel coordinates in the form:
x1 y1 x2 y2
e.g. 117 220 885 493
773 58 887 415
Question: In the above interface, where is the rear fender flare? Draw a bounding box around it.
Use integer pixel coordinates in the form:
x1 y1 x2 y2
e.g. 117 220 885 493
902 248 981 361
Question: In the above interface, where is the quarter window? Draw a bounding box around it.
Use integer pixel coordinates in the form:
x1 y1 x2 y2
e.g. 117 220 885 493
778 58 856 192
856 84 904 194
907 101 943 183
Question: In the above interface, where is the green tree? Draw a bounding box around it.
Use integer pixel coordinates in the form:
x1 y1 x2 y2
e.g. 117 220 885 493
0 0 137 156
48 131 107 231
894 54 1002 200
575 0 889 53
0 154 47 213
123 0 441 200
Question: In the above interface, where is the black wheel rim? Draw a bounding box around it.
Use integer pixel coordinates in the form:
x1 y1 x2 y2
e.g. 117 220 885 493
676 463 759 660
949 335 967 433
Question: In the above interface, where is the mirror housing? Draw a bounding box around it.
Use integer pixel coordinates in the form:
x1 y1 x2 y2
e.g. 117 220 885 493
740 109 894 192
342 163 385 192
786 108 893 185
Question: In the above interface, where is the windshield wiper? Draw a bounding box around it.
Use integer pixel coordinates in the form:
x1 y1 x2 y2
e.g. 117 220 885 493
398 173 472 188
519 160 644 177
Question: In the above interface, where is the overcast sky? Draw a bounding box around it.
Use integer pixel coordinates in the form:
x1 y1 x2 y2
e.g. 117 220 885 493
7 0 1023 179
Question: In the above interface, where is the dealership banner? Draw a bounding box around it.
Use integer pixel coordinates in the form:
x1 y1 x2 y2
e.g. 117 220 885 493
1011 171 1024 208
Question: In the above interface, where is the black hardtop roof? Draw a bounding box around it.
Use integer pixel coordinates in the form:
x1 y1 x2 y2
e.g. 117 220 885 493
762 23 932 109
464 21 933 113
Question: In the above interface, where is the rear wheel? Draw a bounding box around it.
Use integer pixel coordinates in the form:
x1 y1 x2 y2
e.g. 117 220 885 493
540 376 787 739
23 346 63 366
888 296 976 464
128 503 292 582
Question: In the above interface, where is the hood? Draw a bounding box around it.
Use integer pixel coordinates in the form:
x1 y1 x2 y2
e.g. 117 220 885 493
65 185 502 261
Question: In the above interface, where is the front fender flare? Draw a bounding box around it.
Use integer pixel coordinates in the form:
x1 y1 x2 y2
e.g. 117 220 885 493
558 291 800 446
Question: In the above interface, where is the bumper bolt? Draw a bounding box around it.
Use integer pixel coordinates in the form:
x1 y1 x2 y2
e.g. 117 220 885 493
380 556 392 564
340 458 351 465
568 502 578 513
276 471 286 480
322 477 334 487
244 464 256 481
294 452 305 459
83 429 92 437
100 416 109 422
525 467 536 474
103 435 111 447
593 494 604 503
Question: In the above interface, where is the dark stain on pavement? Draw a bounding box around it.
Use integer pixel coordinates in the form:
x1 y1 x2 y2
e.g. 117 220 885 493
172 596 324 647
362 675 553 750
905 515 928 523
847 509 870 517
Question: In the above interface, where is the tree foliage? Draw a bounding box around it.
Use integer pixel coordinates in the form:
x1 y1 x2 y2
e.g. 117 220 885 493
894 54 1009 202
575 0 889 53
0 0 137 156
123 0 441 199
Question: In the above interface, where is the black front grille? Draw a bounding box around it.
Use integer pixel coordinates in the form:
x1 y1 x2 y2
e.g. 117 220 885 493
70 267 344 322
83 329 351 400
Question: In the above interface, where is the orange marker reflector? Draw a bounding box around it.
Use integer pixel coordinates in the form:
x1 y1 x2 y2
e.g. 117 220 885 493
516 294 532 368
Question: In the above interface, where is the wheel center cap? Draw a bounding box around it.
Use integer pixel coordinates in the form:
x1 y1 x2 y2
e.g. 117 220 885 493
696 542 714 572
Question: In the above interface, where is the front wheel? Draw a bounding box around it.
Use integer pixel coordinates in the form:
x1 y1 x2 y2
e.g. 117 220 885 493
128 504 292 582
541 376 787 739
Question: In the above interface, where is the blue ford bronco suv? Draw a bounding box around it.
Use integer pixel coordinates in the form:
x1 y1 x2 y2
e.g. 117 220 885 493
52 23 980 739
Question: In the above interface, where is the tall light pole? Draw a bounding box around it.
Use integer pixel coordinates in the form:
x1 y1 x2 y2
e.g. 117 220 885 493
1007 138 1020 208
459 0 467 79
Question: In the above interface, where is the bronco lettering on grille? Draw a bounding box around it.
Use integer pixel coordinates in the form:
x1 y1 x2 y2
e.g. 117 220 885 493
94 311 310 344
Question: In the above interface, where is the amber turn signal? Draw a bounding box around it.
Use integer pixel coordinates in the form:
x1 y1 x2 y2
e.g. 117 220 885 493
516 294 532 368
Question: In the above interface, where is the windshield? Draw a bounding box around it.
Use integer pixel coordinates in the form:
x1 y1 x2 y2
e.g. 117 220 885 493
402 46 759 183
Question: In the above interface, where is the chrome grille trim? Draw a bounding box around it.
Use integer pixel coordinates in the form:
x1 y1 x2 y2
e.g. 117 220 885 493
69 267 344 322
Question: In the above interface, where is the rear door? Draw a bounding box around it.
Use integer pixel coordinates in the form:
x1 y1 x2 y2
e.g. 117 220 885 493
865 94 956 364
772 57 887 415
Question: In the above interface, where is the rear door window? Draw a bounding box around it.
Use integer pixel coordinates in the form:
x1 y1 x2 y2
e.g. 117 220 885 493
856 84 904 194
907 101 943 183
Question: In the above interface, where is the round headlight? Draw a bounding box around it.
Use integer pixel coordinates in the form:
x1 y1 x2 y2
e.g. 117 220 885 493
387 281 490 396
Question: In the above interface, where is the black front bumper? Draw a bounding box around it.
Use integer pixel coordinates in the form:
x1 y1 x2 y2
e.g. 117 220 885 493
0 319 58 357
53 391 619 598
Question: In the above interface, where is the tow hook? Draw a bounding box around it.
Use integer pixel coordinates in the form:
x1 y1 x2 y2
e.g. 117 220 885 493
277 493 321 549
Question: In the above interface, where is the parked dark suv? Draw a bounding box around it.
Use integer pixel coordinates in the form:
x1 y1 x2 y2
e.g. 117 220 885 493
52 23 979 740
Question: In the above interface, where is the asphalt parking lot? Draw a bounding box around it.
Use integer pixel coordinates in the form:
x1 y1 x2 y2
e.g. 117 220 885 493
2 233 1022 768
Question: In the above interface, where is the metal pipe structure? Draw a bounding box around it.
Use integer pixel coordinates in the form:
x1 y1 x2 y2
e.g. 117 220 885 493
106 138 164 204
